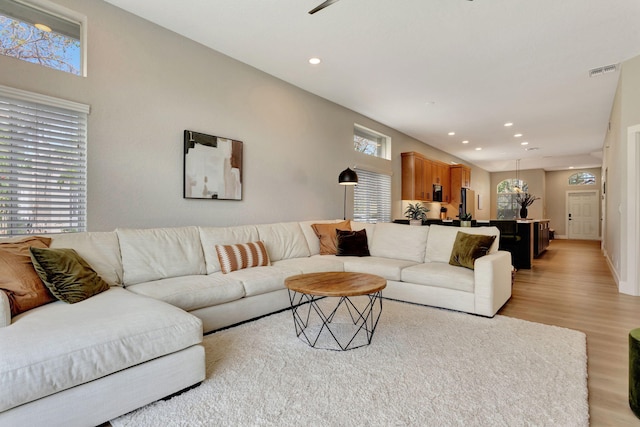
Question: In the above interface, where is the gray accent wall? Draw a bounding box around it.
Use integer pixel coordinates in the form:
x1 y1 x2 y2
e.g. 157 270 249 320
0 0 482 231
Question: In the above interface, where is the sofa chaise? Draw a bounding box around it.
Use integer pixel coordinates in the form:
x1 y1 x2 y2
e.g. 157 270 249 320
0 220 511 426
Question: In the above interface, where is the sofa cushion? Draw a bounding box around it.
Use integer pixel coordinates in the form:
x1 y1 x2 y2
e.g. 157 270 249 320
341 256 416 281
117 227 206 285
336 229 370 257
0 287 202 413
256 222 311 262
311 220 352 255
401 262 475 293
199 225 260 274
350 221 376 241
449 232 497 270
49 232 123 287
126 274 245 311
369 222 429 263
425 224 500 263
272 256 345 274
29 248 110 304
0 236 54 317
225 265 300 297
215 241 270 274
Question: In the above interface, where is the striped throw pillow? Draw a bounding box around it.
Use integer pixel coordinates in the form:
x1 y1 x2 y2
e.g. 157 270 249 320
215 241 270 274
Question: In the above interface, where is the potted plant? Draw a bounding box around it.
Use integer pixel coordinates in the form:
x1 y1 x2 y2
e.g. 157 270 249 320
459 213 472 227
404 202 429 226
515 193 540 219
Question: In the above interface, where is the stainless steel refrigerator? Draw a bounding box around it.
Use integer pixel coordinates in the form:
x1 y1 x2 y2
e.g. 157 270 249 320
459 188 476 218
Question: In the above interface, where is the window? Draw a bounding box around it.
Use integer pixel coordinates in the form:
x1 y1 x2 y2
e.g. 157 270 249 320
568 172 596 185
353 169 391 223
0 85 88 235
0 0 83 75
496 178 528 219
354 124 391 160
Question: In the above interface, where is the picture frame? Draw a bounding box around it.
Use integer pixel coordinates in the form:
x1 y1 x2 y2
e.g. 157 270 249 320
183 130 243 200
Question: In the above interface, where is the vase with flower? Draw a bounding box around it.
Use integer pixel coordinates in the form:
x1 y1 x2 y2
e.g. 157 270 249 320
515 193 540 219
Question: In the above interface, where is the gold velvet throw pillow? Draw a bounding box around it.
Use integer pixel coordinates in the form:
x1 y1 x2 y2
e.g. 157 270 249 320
311 221 352 255
449 232 497 270
0 236 54 316
29 247 110 304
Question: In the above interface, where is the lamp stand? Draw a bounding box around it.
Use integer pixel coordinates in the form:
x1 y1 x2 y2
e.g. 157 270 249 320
343 185 347 220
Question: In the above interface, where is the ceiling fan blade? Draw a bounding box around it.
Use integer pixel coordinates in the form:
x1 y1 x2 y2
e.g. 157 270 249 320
308 0 340 15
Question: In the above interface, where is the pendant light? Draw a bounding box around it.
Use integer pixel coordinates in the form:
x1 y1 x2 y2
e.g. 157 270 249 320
513 159 522 193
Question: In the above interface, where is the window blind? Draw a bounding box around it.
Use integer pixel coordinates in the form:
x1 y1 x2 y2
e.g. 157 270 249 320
0 90 87 235
353 168 391 224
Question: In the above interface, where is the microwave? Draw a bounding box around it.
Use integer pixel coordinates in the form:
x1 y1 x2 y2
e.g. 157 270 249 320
433 184 443 202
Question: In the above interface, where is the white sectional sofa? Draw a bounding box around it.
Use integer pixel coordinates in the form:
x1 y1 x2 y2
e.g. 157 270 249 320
0 220 511 426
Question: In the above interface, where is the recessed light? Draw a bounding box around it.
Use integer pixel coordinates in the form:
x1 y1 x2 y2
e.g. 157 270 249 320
504 122 513 127
448 132 455 136
462 140 469 144
514 133 523 138
475 147 482 151
308 57 321 65
521 141 529 146
35 23 52 32
569 166 574 169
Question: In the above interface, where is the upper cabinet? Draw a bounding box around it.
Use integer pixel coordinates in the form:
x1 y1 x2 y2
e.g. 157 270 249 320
401 152 450 202
402 152 432 201
432 161 451 203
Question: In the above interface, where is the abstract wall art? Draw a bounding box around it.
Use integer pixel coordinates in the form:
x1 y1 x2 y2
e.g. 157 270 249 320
183 130 243 200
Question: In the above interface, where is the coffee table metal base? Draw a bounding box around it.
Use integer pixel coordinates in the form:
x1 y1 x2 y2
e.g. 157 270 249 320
288 290 383 351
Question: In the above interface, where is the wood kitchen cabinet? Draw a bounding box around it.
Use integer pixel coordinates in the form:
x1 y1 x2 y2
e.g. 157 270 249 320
432 161 450 203
449 164 471 207
401 152 433 201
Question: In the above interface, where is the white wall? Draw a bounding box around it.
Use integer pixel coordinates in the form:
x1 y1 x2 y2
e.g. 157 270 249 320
0 0 488 231
544 168 601 237
602 53 640 291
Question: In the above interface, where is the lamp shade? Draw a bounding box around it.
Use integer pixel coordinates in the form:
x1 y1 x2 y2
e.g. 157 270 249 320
338 167 358 185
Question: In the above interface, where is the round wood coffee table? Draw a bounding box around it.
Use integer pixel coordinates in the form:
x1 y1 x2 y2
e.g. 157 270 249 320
285 272 386 351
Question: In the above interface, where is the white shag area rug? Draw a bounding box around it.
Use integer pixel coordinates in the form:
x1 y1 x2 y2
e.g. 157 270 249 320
111 299 588 427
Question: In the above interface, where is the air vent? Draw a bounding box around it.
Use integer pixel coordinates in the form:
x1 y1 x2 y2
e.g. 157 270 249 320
589 64 618 77
524 147 539 151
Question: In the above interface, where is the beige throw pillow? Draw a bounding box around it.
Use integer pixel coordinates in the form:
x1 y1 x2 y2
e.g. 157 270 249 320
311 220 352 255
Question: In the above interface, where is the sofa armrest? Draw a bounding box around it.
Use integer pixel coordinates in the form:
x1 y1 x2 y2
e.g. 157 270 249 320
0 290 10 328
473 250 512 317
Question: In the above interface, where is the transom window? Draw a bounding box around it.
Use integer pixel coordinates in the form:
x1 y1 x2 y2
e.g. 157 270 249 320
496 178 528 219
353 169 391 223
0 0 83 75
568 172 596 185
354 124 391 160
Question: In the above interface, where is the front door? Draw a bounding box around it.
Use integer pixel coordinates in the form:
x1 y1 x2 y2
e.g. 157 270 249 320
567 190 600 240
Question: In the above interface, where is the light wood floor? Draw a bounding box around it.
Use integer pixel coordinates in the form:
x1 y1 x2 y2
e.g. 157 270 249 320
498 239 640 426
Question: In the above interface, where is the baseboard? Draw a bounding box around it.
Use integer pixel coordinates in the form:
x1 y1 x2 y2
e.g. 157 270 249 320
603 248 621 287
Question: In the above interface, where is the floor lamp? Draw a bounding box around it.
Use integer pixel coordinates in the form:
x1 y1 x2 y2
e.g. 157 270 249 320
338 167 358 220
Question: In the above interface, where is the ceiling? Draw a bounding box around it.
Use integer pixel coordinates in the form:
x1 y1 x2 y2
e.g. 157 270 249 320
104 0 640 172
